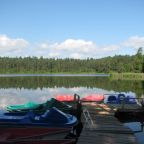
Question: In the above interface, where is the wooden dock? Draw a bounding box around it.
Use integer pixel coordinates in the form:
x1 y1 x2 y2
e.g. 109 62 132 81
77 103 138 144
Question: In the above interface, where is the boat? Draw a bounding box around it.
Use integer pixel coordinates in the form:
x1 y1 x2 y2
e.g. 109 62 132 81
7 98 72 113
0 127 72 143
0 139 76 144
0 107 78 128
81 94 104 102
104 95 118 104
56 95 75 102
10 139 75 144
104 93 137 104
7 102 40 112
55 93 80 102
5 97 82 121
54 94 82 121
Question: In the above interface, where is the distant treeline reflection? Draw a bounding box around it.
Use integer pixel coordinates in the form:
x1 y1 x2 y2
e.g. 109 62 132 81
0 76 143 97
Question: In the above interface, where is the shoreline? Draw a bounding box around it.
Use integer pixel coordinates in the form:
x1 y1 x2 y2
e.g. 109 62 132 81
0 73 144 80
0 73 110 77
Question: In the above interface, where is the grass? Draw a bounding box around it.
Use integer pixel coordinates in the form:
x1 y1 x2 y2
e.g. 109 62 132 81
110 73 144 80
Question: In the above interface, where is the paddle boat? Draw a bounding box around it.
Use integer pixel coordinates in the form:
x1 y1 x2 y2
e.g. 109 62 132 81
56 95 75 102
104 92 137 104
12 139 75 144
6 97 82 121
7 98 72 113
0 107 78 128
0 127 72 143
105 95 118 104
7 102 39 112
0 139 76 144
55 93 80 102
81 94 104 102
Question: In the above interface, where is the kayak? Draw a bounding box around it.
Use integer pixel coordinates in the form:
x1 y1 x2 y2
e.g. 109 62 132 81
81 94 104 102
0 107 78 128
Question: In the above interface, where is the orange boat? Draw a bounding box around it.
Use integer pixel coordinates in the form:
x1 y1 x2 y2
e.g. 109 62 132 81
81 94 104 102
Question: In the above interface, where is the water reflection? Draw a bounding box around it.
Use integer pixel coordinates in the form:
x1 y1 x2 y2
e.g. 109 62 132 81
124 122 144 144
0 76 143 109
0 87 109 109
0 76 143 93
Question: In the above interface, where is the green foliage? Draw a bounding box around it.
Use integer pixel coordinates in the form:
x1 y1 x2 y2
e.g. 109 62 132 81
136 47 143 56
0 48 143 74
111 73 144 80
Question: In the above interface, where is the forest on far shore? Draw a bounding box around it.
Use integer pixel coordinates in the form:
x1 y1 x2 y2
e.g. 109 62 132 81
0 48 143 74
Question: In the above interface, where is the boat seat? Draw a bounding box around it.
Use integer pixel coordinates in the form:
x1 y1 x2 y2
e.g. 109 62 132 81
107 95 117 103
118 94 125 101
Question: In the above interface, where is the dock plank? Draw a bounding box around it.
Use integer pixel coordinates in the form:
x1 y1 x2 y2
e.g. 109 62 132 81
77 103 138 144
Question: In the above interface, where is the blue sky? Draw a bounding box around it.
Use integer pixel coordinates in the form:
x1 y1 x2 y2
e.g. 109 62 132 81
0 0 144 58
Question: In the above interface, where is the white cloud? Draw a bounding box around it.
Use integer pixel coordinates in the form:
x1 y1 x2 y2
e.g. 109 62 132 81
122 36 144 49
55 39 96 53
48 52 60 57
70 53 82 59
40 43 49 49
35 39 125 58
102 45 120 51
1 35 144 58
0 35 29 53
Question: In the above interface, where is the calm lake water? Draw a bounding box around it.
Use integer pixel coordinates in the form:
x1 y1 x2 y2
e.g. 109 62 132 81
0 75 144 143
124 122 144 144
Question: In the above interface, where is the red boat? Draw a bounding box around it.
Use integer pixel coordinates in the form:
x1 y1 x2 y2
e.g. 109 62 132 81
0 127 72 143
55 95 75 102
81 94 104 102
55 94 80 102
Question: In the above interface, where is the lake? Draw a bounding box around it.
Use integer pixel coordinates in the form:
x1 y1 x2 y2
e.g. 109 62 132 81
0 75 143 107
124 122 144 144
0 75 144 143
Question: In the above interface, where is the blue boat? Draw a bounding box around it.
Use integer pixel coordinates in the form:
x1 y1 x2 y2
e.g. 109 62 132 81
0 107 77 128
5 97 82 121
104 93 137 104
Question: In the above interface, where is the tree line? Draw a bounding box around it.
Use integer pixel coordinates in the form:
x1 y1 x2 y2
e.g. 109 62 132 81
0 48 143 74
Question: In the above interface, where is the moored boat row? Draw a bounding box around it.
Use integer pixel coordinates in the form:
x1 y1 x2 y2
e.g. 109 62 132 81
0 94 83 144
0 92 139 143
55 92 137 104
